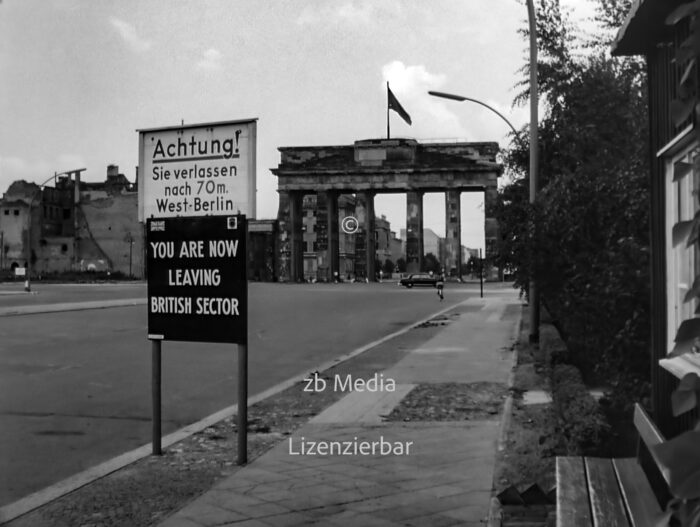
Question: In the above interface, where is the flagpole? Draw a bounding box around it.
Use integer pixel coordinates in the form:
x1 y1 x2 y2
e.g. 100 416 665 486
386 82 391 139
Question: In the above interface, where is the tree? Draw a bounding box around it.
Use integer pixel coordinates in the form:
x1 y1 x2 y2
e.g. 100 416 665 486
496 0 650 399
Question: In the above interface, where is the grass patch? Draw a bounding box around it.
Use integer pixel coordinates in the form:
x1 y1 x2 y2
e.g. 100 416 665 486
384 382 508 422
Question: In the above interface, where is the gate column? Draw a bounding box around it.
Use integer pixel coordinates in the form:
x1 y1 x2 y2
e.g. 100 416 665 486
324 191 340 281
364 192 376 281
445 190 461 278
484 184 499 279
289 190 305 282
406 191 424 273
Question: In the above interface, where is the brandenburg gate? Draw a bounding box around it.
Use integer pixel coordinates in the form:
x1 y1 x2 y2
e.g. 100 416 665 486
273 138 502 282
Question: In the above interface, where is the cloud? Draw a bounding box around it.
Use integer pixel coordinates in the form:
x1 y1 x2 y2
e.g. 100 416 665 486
196 48 224 71
1 157 51 186
109 17 152 53
336 2 374 24
297 1 395 27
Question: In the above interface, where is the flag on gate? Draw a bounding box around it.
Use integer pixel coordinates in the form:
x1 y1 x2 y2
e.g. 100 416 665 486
387 83 412 125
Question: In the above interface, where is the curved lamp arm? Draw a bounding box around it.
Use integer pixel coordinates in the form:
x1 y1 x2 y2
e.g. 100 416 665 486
428 90 520 139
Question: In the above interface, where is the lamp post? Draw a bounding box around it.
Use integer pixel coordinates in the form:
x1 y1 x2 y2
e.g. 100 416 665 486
25 169 86 292
428 0 539 342
125 232 134 278
526 0 539 344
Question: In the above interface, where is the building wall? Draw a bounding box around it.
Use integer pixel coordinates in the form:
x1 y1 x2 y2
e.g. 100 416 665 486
423 228 440 259
77 193 145 276
614 1 696 436
645 36 698 437
0 200 33 269
375 215 392 266
36 236 74 273
0 181 44 271
248 220 278 282
389 232 402 268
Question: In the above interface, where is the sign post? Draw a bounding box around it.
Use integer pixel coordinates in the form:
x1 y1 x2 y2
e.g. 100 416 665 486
152 339 162 455
479 248 484 298
238 341 248 465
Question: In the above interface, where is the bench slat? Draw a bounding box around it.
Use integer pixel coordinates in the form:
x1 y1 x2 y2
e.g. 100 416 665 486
633 403 670 486
556 457 592 527
613 458 663 527
585 457 629 527
633 404 664 448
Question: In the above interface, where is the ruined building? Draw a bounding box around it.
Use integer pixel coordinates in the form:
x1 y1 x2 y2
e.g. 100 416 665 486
0 165 144 278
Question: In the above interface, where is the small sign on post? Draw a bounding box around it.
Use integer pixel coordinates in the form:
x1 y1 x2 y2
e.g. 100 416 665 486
147 215 247 344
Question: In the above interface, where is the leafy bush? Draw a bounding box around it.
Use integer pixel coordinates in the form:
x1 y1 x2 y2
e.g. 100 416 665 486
548 364 609 456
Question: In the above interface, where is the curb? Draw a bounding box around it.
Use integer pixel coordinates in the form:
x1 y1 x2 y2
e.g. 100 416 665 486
488 303 526 527
0 298 470 525
0 298 147 317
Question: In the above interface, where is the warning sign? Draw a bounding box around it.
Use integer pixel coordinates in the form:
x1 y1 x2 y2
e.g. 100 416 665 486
138 119 257 221
147 215 247 344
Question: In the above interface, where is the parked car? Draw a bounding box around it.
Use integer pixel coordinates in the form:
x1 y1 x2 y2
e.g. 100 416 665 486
398 273 439 288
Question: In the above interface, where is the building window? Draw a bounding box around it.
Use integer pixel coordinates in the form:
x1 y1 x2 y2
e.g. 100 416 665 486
13 210 19 216
665 144 700 373
63 208 71 220
3 210 8 215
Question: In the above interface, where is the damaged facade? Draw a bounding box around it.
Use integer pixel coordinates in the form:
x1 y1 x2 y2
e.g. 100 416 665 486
0 165 145 278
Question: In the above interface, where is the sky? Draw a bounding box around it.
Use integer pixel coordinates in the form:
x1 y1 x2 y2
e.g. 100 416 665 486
0 0 599 251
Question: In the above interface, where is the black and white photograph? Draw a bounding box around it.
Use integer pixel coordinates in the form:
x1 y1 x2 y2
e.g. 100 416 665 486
1 1 699 526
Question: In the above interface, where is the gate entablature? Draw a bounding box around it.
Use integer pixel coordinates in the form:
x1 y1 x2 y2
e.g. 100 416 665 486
274 139 500 192
272 138 502 282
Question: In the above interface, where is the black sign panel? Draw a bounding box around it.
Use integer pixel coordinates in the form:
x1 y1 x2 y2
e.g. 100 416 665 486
147 215 247 344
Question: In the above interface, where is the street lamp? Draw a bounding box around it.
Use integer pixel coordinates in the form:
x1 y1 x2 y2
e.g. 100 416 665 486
428 0 539 342
25 169 86 292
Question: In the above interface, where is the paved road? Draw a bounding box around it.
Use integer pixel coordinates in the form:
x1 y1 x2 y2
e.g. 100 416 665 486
0 280 505 506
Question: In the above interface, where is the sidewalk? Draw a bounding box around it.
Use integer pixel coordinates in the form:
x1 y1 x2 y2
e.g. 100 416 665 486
158 291 521 527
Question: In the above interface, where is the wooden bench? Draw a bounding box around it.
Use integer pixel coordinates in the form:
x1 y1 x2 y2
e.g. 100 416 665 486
556 403 671 527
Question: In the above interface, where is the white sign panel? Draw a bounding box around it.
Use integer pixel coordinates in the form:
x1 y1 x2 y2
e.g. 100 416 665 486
138 119 257 221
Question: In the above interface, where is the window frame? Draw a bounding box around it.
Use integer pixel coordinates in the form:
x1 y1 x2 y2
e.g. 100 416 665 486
661 141 700 377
